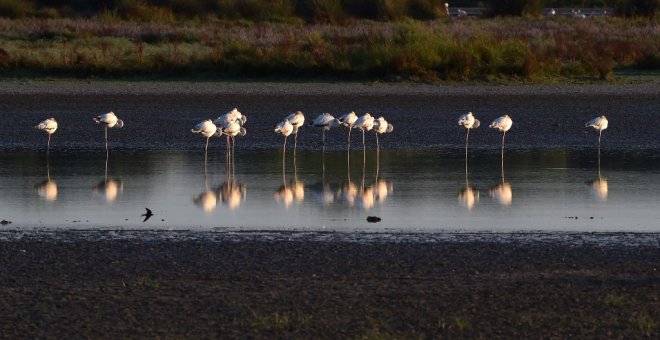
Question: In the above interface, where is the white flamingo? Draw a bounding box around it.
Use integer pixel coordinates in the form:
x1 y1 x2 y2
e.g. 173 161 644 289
586 115 608 179
489 114 513 177
312 113 340 149
354 113 375 151
222 120 247 178
93 111 124 153
373 117 393 179
339 111 358 152
213 108 246 127
585 115 608 149
458 112 480 156
275 120 295 182
286 111 305 156
34 117 58 154
191 119 220 164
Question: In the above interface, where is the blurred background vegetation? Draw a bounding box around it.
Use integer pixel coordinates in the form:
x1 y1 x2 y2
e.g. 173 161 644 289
0 0 656 21
0 1 657 82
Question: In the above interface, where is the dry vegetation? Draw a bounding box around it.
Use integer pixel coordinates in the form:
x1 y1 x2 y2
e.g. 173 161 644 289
0 16 657 81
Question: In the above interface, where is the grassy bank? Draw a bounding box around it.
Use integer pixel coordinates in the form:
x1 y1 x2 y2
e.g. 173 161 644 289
0 17 657 82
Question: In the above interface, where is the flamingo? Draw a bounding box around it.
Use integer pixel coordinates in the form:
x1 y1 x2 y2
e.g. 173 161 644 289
93 111 124 153
338 111 358 151
586 115 608 187
274 120 295 182
354 113 375 151
489 114 513 178
213 108 246 127
458 112 480 157
285 111 305 156
34 118 58 154
222 120 247 178
373 117 393 179
191 119 220 164
214 109 247 176
312 113 340 149
585 115 608 150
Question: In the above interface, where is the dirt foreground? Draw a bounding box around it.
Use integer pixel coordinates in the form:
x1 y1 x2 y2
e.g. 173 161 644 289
0 231 657 338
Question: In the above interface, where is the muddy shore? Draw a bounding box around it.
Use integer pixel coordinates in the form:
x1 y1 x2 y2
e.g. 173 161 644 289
1 80 659 151
0 231 657 338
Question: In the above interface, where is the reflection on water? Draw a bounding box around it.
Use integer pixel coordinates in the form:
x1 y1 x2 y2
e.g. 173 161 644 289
35 158 57 202
94 153 123 203
1 149 659 232
94 178 123 203
489 182 512 206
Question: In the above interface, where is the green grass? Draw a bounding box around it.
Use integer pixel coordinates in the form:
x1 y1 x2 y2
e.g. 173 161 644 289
0 17 657 82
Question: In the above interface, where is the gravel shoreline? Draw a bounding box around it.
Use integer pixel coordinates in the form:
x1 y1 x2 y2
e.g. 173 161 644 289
0 230 658 338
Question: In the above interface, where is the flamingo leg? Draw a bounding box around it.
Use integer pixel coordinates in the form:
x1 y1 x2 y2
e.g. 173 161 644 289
362 130 366 175
501 131 506 183
204 136 209 165
294 132 298 158
375 132 380 181
105 126 108 154
598 130 602 179
47 133 51 155
283 136 287 184
465 128 470 180
231 136 236 179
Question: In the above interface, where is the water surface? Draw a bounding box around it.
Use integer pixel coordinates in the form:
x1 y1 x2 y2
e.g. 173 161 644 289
1 149 658 232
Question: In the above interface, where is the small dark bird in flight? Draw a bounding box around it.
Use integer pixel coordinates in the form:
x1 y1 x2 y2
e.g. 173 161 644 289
141 208 153 223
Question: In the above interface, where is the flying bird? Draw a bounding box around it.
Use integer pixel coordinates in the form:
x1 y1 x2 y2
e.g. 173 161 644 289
312 113 340 149
93 111 124 153
191 119 220 163
34 117 58 154
286 111 305 156
141 208 153 223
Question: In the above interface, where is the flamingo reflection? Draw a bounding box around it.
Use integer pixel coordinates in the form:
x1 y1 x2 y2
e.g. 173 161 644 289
36 158 57 202
458 162 479 210
193 161 218 213
94 147 123 203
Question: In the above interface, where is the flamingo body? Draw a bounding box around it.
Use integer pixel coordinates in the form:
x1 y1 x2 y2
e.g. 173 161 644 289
489 115 512 132
94 112 124 128
214 108 246 127
458 112 480 129
585 116 608 131
191 119 218 138
312 113 340 130
286 111 305 127
35 118 58 134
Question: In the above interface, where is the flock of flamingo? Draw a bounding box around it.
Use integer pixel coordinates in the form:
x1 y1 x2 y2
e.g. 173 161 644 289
32 110 609 210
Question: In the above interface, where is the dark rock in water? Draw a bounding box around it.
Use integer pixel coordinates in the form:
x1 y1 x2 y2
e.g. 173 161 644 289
366 216 382 223
1 219 11 225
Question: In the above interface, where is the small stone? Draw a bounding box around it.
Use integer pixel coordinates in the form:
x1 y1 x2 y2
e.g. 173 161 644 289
0 220 11 225
366 216 382 223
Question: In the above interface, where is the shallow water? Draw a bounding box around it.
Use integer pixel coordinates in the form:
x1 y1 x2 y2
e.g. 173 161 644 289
1 149 658 232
